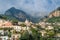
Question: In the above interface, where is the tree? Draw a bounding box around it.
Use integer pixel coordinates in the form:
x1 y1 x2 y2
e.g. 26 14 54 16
20 24 26 27
20 31 29 40
30 27 41 40
12 19 18 25
46 30 55 37
2 16 7 20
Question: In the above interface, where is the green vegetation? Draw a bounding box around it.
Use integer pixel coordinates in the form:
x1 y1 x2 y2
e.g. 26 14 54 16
46 17 60 23
2 15 7 20
0 28 13 30
19 29 56 40
20 31 29 40
11 19 19 24
20 24 26 27
8 30 11 37
13 30 20 34
0 15 19 24
53 25 60 33
20 27 41 40
46 30 55 37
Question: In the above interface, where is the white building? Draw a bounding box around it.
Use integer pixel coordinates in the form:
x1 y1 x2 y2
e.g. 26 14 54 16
13 26 30 31
25 19 31 26
12 26 21 31
39 22 46 28
0 36 8 40
45 26 54 30
18 22 24 25
11 34 21 40
0 30 4 35
40 30 46 36
0 19 5 26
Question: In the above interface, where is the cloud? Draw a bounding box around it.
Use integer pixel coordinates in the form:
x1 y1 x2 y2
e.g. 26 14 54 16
0 0 60 17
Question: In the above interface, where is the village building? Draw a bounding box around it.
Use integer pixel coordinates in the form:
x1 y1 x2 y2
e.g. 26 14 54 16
45 26 54 30
12 34 21 40
0 19 13 28
0 36 8 40
39 22 46 28
40 30 46 37
25 19 31 27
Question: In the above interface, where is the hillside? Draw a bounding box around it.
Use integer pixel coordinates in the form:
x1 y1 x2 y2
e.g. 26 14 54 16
0 7 41 23
45 7 60 23
46 17 60 23
5 7 30 21
49 7 60 18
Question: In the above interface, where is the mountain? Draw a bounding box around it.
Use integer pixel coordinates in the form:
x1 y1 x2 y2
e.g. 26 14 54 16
49 7 60 18
45 7 60 23
5 7 30 22
0 7 41 23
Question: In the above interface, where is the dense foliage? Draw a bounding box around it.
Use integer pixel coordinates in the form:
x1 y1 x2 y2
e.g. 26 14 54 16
46 17 60 23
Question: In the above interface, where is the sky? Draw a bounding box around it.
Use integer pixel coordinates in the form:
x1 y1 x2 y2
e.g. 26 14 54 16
0 0 60 17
